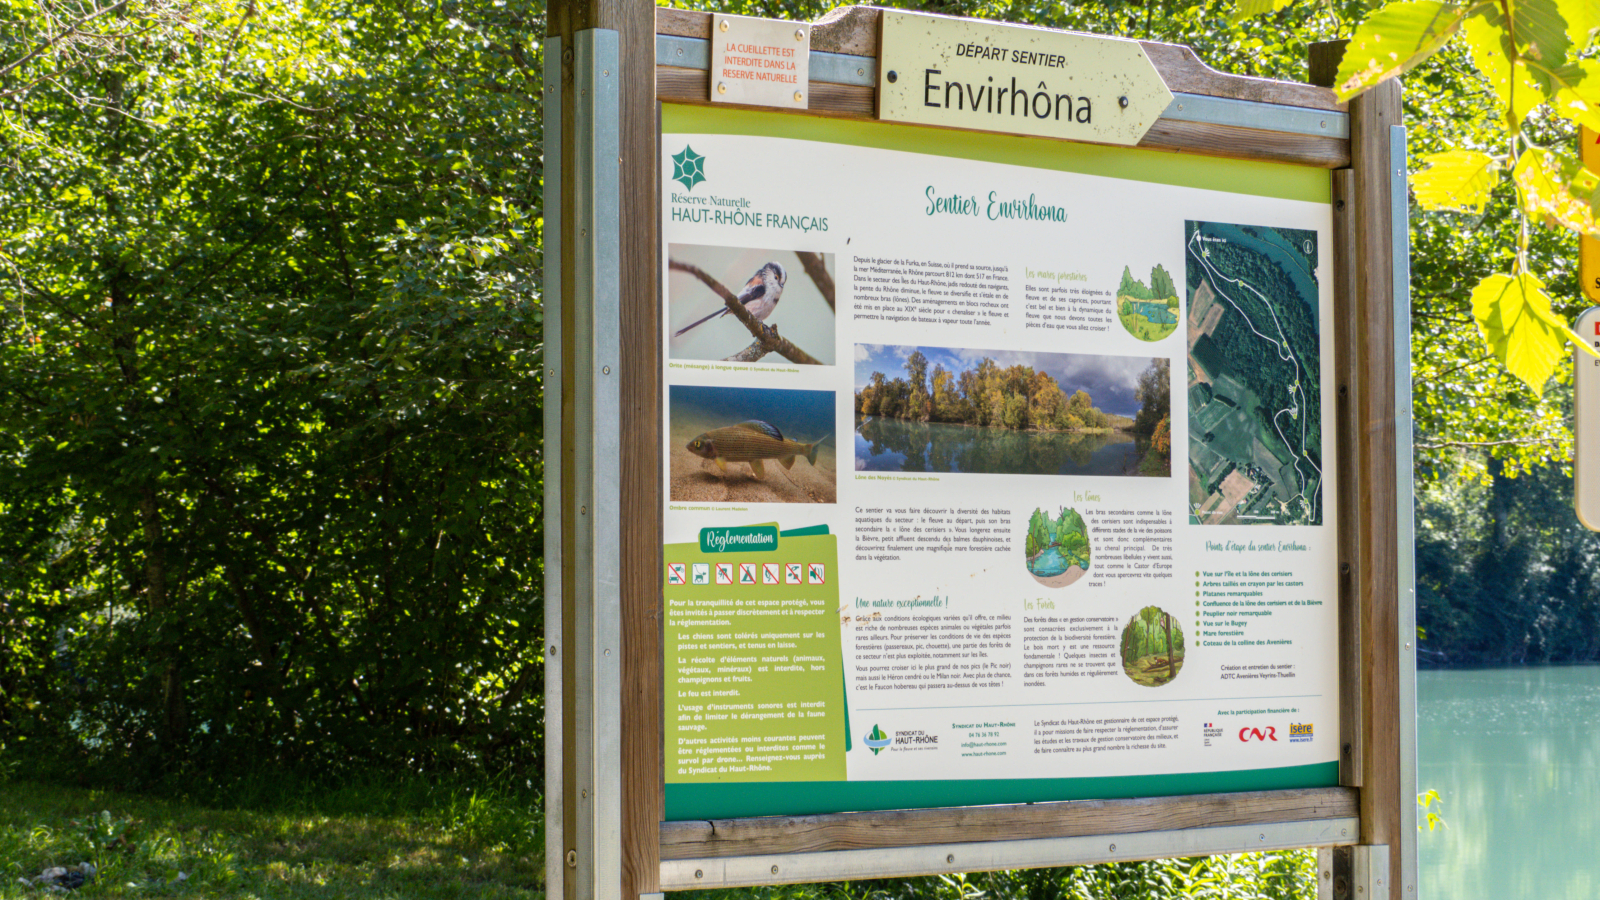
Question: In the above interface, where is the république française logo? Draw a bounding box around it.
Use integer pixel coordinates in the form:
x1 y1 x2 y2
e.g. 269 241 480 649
671 145 706 191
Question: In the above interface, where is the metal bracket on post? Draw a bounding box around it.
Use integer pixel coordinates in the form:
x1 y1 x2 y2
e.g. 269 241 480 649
1356 845 1392 899
551 25 623 900
1322 845 1390 900
542 33 565 900
1389 123 1419 900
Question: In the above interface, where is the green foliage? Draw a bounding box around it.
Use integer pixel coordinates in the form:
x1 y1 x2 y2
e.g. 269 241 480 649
1117 264 1178 302
1416 458 1600 664
1418 789 1448 831
1119 265 1155 300
1024 507 1089 563
1406 57 1579 479
1134 358 1173 436
1151 263 1179 300
0 0 546 782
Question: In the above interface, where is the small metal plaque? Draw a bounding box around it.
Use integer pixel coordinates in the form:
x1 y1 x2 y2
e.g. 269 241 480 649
710 13 811 109
878 10 1171 146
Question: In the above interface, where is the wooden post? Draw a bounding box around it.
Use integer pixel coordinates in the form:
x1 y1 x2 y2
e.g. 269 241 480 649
1311 40 1410 900
547 1 660 898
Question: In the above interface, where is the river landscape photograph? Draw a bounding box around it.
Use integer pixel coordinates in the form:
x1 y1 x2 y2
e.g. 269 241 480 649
853 344 1171 477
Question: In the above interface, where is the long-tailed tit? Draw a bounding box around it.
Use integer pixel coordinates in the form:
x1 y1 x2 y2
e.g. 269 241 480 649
674 261 787 337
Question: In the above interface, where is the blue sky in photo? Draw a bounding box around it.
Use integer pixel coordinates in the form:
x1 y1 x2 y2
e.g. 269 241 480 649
852 344 1156 419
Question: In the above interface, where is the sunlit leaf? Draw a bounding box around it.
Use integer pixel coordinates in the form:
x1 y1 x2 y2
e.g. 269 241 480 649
1335 0 1468 100
1514 146 1600 236
1470 271 1571 392
1557 0 1600 45
1463 13 1549 129
1547 60 1600 131
1413 150 1501 212
1512 0 1574 68
1231 0 1295 22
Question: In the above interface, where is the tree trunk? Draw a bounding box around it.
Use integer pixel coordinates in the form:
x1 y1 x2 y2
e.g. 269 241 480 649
1163 613 1175 681
139 489 186 753
1488 454 1511 552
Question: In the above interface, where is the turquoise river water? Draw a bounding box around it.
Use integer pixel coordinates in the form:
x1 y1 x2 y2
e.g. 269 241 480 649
1419 666 1600 899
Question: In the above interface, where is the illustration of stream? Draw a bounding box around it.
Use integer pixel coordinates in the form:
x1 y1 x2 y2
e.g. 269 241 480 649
1027 544 1088 577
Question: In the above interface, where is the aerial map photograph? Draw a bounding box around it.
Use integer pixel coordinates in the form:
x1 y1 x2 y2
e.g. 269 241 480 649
1185 220 1323 526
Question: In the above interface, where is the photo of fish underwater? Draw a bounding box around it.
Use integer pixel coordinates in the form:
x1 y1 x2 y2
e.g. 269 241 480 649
669 385 836 504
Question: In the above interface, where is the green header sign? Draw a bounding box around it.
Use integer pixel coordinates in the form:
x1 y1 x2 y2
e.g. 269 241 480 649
700 525 780 554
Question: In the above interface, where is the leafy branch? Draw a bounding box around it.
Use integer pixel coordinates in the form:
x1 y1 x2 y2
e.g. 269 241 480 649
668 259 823 365
1244 0 1600 393
1415 435 1563 448
0 0 131 87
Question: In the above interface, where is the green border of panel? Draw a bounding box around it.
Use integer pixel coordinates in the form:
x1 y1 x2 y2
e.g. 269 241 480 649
663 104 1330 204
666 762 1338 820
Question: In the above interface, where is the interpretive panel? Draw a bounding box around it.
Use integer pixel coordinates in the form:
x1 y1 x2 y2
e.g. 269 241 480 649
660 105 1340 820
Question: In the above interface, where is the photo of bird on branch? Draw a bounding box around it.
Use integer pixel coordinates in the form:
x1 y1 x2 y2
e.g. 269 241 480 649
667 245 836 366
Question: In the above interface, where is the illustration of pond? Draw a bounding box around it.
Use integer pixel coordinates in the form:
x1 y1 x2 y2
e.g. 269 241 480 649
1128 301 1177 325
855 418 1159 477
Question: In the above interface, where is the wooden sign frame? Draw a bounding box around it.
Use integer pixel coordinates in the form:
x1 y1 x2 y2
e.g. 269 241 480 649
542 4 1416 899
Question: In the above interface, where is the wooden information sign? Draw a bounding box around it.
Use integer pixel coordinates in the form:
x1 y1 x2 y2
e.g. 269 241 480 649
543 5 1417 899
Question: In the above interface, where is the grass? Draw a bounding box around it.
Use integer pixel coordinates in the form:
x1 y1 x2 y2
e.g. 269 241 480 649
0 777 544 899
0 775 1316 900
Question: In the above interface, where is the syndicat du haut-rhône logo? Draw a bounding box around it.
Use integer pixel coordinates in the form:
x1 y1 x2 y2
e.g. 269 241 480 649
862 724 940 755
864 724 892 755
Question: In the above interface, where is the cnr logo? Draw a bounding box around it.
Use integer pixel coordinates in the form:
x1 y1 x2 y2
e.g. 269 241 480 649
1238 726 1278 742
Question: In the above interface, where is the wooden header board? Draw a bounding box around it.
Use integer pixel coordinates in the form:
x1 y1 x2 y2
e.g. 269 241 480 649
542 4 1416 899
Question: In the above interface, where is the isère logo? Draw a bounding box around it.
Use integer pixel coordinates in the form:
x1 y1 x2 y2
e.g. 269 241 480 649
1289 722 1314 742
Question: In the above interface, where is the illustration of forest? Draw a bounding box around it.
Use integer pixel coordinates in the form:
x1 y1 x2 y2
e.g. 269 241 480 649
1024 507 1090 566
1121 606 1185 687
856 352 1155 434
1117 264 1179 304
